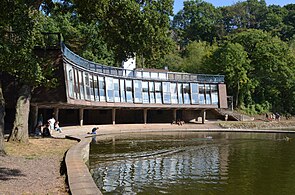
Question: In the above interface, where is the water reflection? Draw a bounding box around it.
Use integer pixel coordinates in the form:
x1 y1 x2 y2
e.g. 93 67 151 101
89 132 295 194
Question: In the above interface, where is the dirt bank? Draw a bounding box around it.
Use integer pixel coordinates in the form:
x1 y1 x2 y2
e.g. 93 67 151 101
218 120 295 130
0 138 76 195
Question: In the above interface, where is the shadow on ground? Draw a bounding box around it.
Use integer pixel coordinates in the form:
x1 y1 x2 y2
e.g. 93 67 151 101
0 167 25 181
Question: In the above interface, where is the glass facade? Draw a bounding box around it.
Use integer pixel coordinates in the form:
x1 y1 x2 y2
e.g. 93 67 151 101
142 81 149 103
114 79 120 102
106 77 114 102
155 82 162 104
98 77 106 101
134 80 142 103
65 64 221 107
162 82 171 104
120 79 126 102
126 80 133 103
183 84 190 104
191 83 198 104
170 83 178 104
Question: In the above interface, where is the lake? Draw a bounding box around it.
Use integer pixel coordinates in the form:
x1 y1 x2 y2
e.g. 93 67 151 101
89 132 295 194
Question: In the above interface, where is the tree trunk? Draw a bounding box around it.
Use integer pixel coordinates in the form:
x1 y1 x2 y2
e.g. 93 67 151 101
8 84 31 143
235 82 240 108
0 80 6 155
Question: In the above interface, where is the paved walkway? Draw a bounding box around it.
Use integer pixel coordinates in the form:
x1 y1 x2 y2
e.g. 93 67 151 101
51 122 222 138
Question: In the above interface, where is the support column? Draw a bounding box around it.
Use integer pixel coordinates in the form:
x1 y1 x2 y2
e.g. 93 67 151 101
173 109 177 122
201 109 206 124
79 108 84 126
54 108 59 122
143 109 147 124
112 108 116 125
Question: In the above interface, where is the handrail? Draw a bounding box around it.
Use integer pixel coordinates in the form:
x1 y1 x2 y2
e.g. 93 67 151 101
61 43 225 83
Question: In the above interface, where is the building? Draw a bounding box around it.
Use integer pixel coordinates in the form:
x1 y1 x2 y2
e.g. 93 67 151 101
4 39 228 130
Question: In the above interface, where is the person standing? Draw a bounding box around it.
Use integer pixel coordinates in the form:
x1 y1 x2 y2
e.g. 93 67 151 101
48 117 56 134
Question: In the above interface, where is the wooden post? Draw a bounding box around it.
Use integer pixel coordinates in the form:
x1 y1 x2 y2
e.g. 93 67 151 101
143 109 147 124
112 108 116 125
202 109 206 124
79 108 84 126
54 108 59 122
173 109 177 122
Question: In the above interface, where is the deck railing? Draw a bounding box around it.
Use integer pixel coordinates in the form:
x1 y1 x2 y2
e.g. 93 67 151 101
61 43 224 83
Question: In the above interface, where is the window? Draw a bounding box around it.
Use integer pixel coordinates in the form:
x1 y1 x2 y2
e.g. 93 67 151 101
84 72 91 100
211 84 219 105
113 79 120 102
89 75 95 101
120 79 126 102
98 76 105 101
199 84 205 104
177 83 183 104
126 80 133 103
149 82 155 103
93 76 99 101
142 81 149 103
183 83 190 104
162 82 171 104
105 77 114 102
78 71 85 100
74 69 79 99
151 72 158 79
191 83 198 104
155 82 162 104
67 64 74 98
159 73 167 79
205 84 212 104
170 83 178 104
134 80 142 103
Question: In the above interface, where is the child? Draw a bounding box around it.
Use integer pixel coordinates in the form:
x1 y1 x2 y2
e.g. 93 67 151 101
88 127 99 134
54 121 62 133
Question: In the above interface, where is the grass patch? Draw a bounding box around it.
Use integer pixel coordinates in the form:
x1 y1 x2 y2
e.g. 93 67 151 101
4 138 76 158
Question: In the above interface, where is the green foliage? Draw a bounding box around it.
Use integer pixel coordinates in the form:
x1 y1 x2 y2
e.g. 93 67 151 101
206 42 251 107
182 41 216 74
40 4 115 66
240 101 271 115
73 0 174 66
172 0 221 45
0 1 50 87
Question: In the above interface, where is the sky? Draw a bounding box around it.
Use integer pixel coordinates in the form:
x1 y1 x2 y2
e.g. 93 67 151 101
173 0 295 14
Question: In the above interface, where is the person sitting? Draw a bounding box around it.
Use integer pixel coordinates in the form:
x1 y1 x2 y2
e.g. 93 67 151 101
42 123 51 137
34 124 42 136
54 121 62 133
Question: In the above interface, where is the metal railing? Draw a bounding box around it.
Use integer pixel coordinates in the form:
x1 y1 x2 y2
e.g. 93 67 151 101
61 43 225 83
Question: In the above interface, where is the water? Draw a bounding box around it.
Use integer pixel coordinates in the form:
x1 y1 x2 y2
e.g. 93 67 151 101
89 132 295 194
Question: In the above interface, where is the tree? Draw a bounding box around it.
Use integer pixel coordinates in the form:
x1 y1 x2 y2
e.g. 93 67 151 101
207 42 251 108
73 0 174 67
41 8 115 66
0 79 5 155
229 29 295 113
182 41 216 74
172 0 221 45
260 5 287 37
281 4 295 40
0 0 55 143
